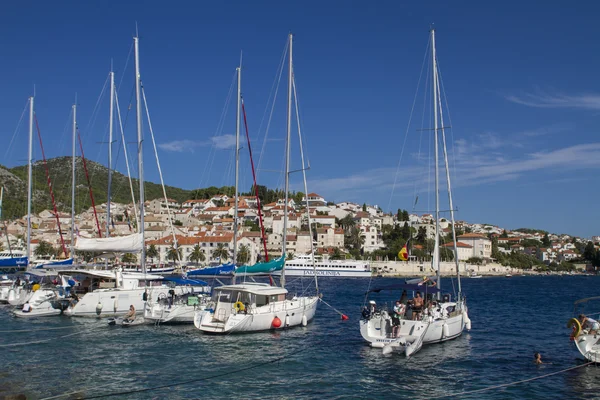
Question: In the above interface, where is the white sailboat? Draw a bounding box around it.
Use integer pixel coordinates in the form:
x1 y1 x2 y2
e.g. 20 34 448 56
61 35 177 318
360 29 471 356
194 34 320 334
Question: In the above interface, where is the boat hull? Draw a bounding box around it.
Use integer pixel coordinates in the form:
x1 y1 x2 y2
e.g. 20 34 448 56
574 333 600 362
360 304 469 355
194 296 319 334
273 268 371 278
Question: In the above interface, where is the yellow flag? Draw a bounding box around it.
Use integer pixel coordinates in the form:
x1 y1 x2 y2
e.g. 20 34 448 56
398 244 408 261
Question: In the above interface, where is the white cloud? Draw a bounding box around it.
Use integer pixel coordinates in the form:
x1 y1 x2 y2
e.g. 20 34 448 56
308 141 600 204
506 91 600 110
158 140 205 153
159 134 237 152
211 134 236 149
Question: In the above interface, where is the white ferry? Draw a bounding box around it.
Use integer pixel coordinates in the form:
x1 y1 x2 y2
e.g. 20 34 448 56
274 254 373 278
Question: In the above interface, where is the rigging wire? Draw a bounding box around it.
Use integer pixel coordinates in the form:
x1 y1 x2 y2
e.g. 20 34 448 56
388 36 431 212
256 38 289 180
4 99 30 161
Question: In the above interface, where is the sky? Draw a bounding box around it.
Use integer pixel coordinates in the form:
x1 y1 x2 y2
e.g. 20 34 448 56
1 1 599 237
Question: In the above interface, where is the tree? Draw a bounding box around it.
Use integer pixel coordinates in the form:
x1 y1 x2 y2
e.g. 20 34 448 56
167 246 182 262
146 244 159 261
188 244 205 265
212 243 230 262
34 240 56 257
331 247 344 260
236 244 250 264
416 227 427 244
584 241 596 262
173 220 183 226
401 222 411 241
121 253 137 263
542 233 551 247
286 252 295 261
339 215 355 230
500 230 509 239
362 203 367 212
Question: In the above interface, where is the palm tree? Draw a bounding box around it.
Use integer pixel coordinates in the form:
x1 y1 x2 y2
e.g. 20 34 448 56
286 252 295 261
121 253 137 263
146 244 159 262
167 246 182 263
236 244 250 264
34 240 56 257
188 244 205 265
331 248 344 260
212 243 230 262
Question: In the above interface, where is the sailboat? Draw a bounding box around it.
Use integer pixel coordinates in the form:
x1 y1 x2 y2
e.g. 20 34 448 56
0 187 28 272
360 29 471 356
60 35 180 317
194 34 319 334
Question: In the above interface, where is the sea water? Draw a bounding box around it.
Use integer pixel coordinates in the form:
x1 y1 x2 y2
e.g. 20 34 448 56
1 276 599 399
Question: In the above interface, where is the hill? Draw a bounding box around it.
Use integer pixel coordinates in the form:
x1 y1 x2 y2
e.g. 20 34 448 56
0 156 195 220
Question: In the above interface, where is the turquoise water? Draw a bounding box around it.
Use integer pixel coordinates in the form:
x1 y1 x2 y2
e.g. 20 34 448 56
1 276 599 399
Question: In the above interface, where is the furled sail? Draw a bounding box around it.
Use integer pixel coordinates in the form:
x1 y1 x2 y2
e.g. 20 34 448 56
234 255 285 276
74 233 143 253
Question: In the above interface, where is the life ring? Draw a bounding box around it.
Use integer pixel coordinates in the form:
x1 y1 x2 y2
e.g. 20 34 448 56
234 301 245 313
568 318 581 340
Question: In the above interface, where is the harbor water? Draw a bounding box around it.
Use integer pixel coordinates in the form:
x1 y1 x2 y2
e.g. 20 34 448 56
1 276 600 399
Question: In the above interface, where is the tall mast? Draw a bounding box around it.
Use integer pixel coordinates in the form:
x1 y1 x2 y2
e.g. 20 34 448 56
27 96 34 266
134 36 146 273
281 33 293 288
71 103 77 257
107 71 115 237
431 29 441 297
233 64 241 266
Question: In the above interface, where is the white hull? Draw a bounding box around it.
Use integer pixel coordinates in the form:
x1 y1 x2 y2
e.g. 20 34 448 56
273 267 371 278
360 303 469 356
195 296 318 334
11 288 63 318
8 286 32 306
64 287 173 318
574 333 600 362
144 294 210 324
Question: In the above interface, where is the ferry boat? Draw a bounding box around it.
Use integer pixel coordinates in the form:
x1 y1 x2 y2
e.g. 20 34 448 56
273 254 373 278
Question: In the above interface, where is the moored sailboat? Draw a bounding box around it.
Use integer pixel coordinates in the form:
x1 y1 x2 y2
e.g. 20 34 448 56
360 29 471 356
194 34 319 334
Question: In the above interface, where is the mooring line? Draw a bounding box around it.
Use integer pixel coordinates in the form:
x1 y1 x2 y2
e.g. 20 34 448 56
424 361 593 399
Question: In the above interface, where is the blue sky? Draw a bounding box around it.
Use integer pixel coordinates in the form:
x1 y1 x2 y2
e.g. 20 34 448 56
1 1 600 237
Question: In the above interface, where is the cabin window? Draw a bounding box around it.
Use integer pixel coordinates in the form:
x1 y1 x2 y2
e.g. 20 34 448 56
255 295 268 307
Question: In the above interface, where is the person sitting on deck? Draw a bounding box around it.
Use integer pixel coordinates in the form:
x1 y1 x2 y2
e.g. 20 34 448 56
391 300 405 338
412 292 424 320
124 305 136 322
579 314 599 334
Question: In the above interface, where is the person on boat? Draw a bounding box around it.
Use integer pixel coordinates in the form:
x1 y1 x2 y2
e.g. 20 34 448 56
418 276 437 287
124 305 136 322
391 300 405 338
412 292 423 320
22 301 31 313
534 352 543 365
579 314 599 333
399 290 408 305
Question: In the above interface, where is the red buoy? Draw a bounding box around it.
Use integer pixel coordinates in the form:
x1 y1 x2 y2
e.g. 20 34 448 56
272 316 282 328
341 314 349 321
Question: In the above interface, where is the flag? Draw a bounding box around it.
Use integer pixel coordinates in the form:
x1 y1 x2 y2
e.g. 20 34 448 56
398 240 409 261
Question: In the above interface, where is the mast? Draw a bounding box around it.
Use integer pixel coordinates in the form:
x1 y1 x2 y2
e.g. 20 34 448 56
281 33 293 288
233 64 241 266
71 103 76 257
27 96 34 266
107 71 115 237
134 36 146 274
431 29 441 297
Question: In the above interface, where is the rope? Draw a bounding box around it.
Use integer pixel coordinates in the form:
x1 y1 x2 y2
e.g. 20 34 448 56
424 361 594 399
319 298 348 319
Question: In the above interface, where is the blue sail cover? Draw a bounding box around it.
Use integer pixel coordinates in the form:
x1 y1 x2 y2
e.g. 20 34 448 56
187 263 235 277
235 255 285 276
162 276 208 286
34 258 74 269
0 256 28 268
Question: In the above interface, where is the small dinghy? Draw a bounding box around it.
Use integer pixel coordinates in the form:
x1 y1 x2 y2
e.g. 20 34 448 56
107 317 145 327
